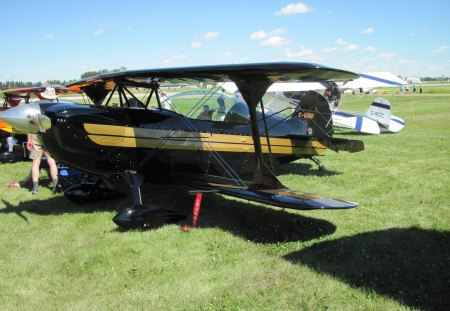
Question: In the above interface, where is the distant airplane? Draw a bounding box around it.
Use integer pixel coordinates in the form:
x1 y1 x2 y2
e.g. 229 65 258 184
331 72 406 134
223 79 406 135
332 97 405 134
340 72 407 94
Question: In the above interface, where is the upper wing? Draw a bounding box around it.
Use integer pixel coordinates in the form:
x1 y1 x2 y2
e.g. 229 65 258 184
66 62 358 105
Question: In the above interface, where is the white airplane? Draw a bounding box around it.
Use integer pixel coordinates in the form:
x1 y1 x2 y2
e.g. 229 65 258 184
332 97 405 134
340 72 407 94
220 80 405 135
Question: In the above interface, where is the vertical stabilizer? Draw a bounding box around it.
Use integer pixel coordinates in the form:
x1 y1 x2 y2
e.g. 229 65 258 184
365 97 391 127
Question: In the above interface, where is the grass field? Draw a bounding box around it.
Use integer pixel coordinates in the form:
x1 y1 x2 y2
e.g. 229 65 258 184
0 92 449 310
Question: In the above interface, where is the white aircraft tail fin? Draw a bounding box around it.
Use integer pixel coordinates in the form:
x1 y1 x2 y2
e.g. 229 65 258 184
365 97 391 127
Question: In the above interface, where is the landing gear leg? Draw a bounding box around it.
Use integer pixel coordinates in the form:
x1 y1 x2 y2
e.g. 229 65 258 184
112 170 186 229
121 170 145 205
311 157 326 171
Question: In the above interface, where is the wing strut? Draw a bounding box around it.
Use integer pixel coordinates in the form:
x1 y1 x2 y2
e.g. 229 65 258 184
259 98 274 172
231 77 284 190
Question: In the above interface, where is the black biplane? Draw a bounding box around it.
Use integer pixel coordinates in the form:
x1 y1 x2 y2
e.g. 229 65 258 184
0 63 364 229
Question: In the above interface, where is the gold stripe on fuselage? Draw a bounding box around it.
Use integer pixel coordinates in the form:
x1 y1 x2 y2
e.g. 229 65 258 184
83 123 327 155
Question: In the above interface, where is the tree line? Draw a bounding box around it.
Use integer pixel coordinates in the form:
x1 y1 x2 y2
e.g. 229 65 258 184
0 80 77 91
0 67 127 91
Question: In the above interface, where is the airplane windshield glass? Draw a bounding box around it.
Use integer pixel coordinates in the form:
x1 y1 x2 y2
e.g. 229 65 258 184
161 89 250 124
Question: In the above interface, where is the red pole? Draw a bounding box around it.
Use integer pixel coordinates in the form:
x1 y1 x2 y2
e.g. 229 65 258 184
191 193 202 227
180 193 203 231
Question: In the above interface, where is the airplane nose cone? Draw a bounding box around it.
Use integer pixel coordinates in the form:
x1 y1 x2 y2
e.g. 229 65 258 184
0 103 51 134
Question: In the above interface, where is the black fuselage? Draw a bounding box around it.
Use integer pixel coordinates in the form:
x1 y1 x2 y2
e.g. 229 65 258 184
38 102 324 185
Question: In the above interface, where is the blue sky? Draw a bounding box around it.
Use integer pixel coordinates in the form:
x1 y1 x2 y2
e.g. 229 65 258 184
1 0 449 82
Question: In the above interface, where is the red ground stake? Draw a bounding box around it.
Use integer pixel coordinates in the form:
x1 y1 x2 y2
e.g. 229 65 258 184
180 193 203 231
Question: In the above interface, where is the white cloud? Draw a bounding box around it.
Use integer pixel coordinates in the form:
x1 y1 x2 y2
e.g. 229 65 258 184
398 59 416 64
189 31 219 49
203 31 219 39
250 28 290 47
335 38 358 51
94 29 106 37
343 44 358 51
221 51 235 57
361 27 374 34
98 22 114 28
362 46 376 52
231 56 250 64
250 30 268 40
431 45 449 54
321 46 337 52
260 36 291 47
161 54 187 65
378 52 396 60
170 54 187 60
335 38 347 46
250 28 285 40
94 22 114 37
285 46 325 62
44 34 55 40
286 49 314 58
275 2 313 15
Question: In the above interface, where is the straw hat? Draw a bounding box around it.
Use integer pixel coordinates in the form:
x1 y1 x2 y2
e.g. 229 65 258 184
41 87 58 99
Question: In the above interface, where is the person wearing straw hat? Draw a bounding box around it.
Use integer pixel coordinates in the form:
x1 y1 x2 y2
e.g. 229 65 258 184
7 88 59 194
39 87 58 100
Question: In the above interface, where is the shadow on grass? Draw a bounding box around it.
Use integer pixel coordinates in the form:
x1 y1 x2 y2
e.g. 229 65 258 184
0 194 128 216
193 193 336 244
275 162 341 177
333 131 375 137
284 227 450 310
1 183 336 244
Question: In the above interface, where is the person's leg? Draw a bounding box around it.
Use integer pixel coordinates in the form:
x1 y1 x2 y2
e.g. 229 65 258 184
45 152 58 191
31 157 42 194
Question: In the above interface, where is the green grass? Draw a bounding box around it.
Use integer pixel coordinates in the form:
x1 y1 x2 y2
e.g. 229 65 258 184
0 93 449 310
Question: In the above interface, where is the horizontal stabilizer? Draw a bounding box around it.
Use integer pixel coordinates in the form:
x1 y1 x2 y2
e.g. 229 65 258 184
325 137 364 153
383 115 406 133
218 187 358 210
333 111 381 134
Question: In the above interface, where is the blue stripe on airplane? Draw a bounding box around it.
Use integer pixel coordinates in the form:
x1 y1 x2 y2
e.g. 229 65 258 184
334 111 352 117
355 116 363 131
391 118 405 125
371 102 390 110
359 73 403 86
